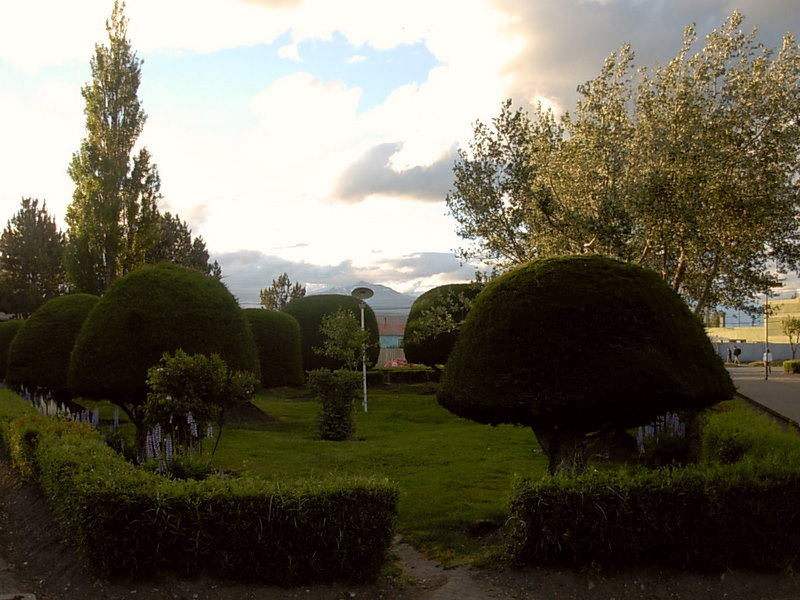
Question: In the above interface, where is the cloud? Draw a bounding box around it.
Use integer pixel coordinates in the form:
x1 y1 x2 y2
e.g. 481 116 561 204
333 142 455 204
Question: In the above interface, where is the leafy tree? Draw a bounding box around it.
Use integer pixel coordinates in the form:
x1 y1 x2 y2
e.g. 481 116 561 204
783 316 800 359
260 273 306 310
144 349 257 471
316 307 377 371
447 12 800 317
437 256 734 475
0 198 66 317
68 263 259 449
5 294 98 401
145 212 221 277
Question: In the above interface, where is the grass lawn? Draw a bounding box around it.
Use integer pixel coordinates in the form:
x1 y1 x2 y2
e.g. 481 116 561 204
212 383 548 564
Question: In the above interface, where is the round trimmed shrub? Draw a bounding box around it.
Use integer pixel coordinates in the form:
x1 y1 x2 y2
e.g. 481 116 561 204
404 283 481 367
6 294 98 399
243 309 304 387
437 255 735 473
0 319 24 381
282 294 379 372
69 264 259 433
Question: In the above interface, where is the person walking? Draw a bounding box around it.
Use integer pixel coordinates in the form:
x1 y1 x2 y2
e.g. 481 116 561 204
733 345 741 365
763 347 773 380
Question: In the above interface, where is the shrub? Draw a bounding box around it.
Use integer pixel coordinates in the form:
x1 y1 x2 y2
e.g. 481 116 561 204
0 319 23 381
308 369 360 441
438 256 735 474
404 283 481 367
283 295 379 372
783 359 800 374
6 294 98 400
243 308 304 387
69 264 259 446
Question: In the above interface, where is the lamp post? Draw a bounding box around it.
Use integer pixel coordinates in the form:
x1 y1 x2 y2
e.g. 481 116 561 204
351 286 374 412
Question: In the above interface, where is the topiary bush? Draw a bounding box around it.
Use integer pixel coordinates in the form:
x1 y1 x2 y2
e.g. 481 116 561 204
68 263 259 445
243 308 304 387
783 359 800 374
0 319 24 381
283 295 379 372
404 283 481 367
6 294 98 400
308 369 360 441
438 255 735 474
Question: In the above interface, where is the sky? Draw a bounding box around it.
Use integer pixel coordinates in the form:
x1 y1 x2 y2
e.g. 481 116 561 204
0 0 797 307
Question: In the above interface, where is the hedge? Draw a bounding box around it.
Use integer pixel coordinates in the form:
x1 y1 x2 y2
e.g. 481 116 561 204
243 308 304 388
0 393 398 584
784 359 800 374
0 320 24 381
508 401 800 571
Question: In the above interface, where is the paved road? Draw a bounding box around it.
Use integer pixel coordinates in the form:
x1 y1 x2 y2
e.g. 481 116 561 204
727 365 800 426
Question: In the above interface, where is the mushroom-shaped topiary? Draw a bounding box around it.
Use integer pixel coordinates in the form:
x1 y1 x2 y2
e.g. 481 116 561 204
282 294 379 372
6 294 98 401
0 319 24 382
404 283 482 368
69 263 259 443
243 308 304 387
437 255 734 474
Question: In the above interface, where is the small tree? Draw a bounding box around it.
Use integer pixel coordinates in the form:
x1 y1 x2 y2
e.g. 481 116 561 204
783 316 800 359
260 273 306 311
316 307 376 371
144 349 256 475
438 256 734 475
307 369 360 441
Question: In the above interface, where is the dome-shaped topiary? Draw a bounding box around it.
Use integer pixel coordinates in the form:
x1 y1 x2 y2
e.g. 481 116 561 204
282 294 380 372
69 263 259 437
243 308 304 387
404 283 481 367
6 294 98 399
0 319 24 381
438 255 734 473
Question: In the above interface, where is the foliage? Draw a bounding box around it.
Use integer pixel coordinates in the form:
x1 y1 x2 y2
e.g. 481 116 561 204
0 198 66 317
242 308 304 387
260 272 306 311
783 316 800 359
144 212 221 278
316 306 377 371
5 294 99 400
509 401 800 571
438 255 734 474
404 282 483 367
783 359 800 374
447 12 800 316
0 320 23 380
68 263 259 447
307 369 360 441
282 294 379 371
144 350 257 471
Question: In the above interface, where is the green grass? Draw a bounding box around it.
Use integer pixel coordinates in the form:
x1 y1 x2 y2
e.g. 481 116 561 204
212 384 547 564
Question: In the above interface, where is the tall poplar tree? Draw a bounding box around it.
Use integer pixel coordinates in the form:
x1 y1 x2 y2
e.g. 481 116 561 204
65 1 160 294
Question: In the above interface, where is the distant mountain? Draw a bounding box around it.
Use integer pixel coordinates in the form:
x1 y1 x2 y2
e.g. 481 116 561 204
309 281 416 314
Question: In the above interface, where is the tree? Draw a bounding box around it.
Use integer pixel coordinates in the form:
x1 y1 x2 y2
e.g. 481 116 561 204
5 294 98 401
403 282 483 367
316 307 377 371
447 12 800 317
260 273 306 310
68 263 259 448
0 198 66 317
783 316 800 359
145 212 221 278
243 308 304 387
437 256 734 475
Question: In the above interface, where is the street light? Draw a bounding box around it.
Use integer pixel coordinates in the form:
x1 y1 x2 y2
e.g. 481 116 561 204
351 286 373 412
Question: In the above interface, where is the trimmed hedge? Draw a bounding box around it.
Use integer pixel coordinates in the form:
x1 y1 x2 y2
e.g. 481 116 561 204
508 401 800 571
0 319 24 380
283 295 380 372
784 359 800 374
6 294 98 398
0 393 398 584
243 308 304 387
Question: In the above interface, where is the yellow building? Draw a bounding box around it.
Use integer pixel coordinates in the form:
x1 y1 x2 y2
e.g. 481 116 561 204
706 296 800 344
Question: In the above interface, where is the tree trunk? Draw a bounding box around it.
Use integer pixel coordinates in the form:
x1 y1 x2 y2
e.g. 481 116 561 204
530 424 589 475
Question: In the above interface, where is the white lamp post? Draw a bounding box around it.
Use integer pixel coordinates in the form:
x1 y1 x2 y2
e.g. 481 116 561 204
351 286 374 412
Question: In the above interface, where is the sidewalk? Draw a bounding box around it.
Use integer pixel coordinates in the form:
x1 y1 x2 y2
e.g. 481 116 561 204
727 365 800 426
